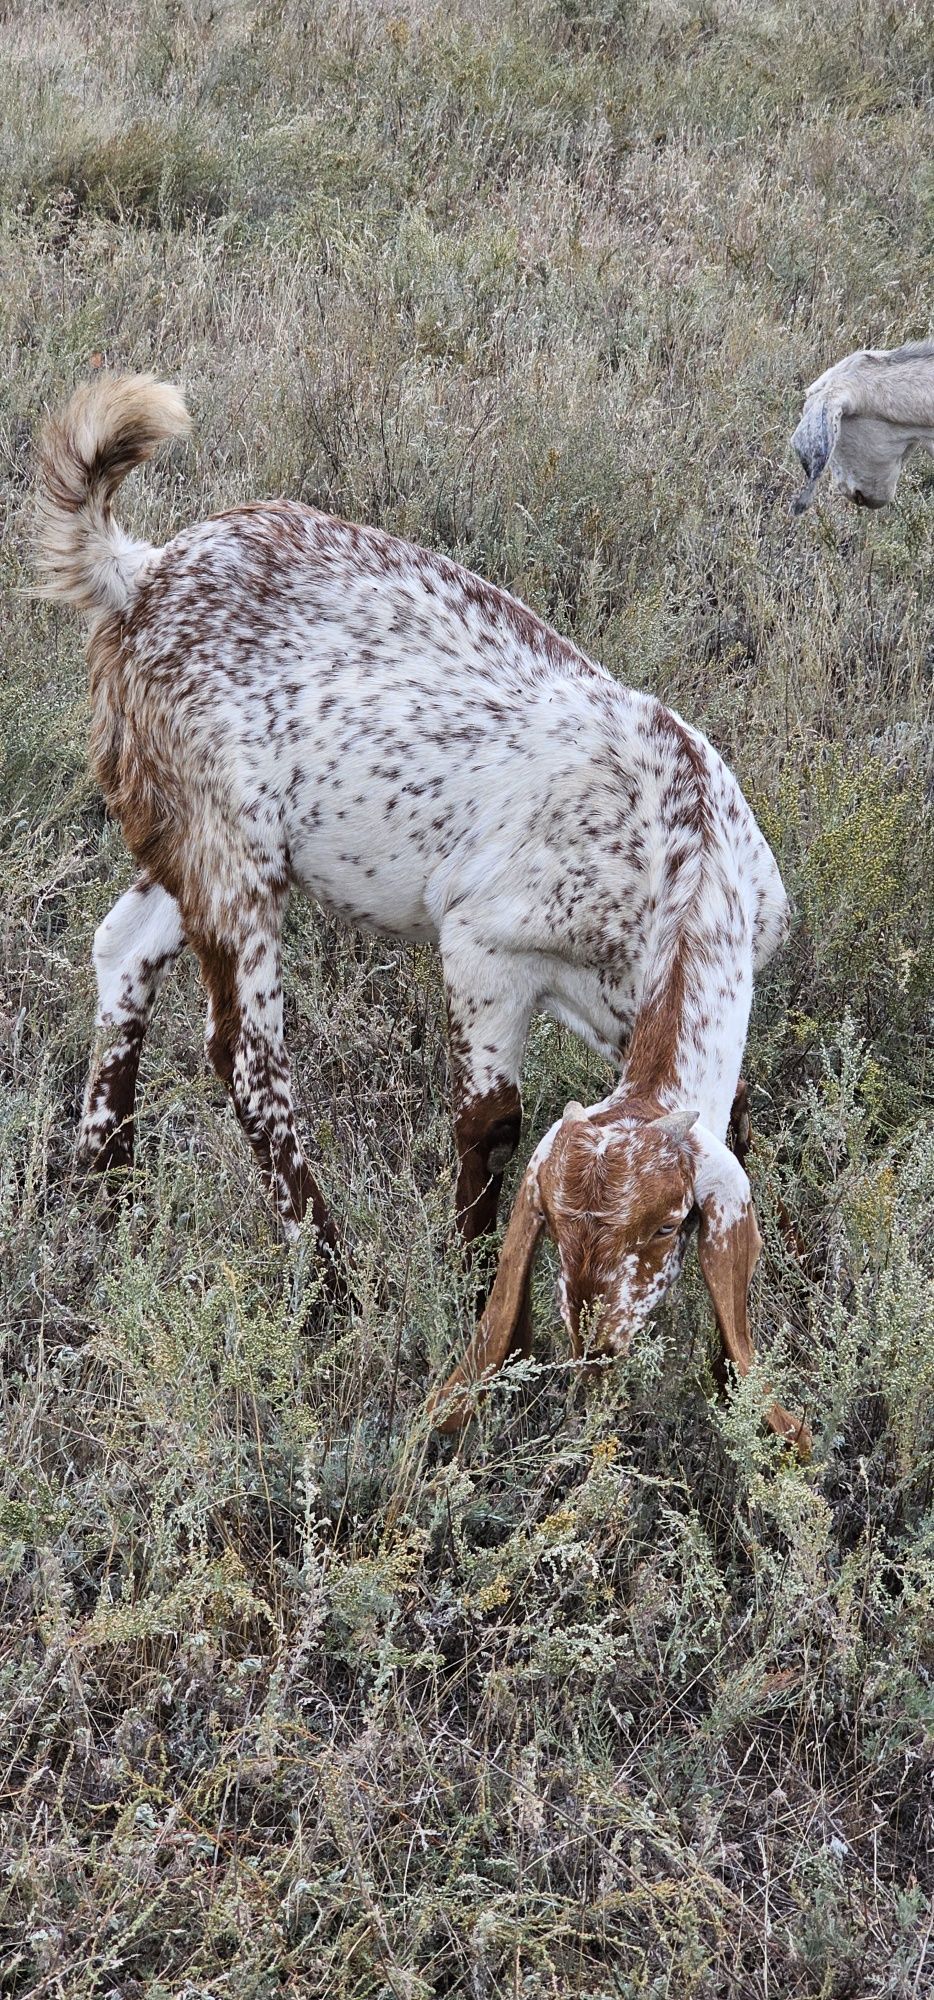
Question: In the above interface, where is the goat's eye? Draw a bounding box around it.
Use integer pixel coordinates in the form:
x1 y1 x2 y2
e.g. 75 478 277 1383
655 1221 678 1238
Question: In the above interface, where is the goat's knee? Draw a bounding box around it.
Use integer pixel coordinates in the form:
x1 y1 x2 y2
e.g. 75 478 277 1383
454 1083 522 1245
443 945 529 1247
91 878 184 1024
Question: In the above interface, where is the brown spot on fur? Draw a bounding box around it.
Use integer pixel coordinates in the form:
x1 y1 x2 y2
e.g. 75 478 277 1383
623 943 687 1099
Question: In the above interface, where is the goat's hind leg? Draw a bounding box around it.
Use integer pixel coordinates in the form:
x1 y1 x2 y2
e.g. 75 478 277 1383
190 893 340 1278
78 876 185 1174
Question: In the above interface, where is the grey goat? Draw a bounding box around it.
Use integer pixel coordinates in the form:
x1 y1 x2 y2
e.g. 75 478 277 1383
790 340 934 514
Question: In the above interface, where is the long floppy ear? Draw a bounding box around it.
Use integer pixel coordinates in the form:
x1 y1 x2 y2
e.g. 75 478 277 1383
692 1136 811 1459
790 394 843 515
428 1157 547 1434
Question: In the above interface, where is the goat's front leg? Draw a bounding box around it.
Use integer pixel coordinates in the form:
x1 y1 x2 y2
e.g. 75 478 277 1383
707 1077 753 1390
442 925 534 1344
452 1078 532 1355
78 875 185 1174
189 896 339 1274
728 1076 752 1169
452 1077 524 1243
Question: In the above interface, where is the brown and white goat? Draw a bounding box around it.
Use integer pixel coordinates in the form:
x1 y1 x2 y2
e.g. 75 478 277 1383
36 374 808 1453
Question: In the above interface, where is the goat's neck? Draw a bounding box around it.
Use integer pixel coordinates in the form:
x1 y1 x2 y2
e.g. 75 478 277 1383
611 928 752 1145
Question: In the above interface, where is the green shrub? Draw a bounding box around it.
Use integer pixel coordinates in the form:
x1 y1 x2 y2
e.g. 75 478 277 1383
2 2 933 1994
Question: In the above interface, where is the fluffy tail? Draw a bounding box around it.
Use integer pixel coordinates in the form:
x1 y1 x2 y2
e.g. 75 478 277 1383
35 373 191 616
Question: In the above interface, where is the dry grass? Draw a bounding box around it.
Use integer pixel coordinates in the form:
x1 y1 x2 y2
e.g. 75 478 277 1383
1 2 933 1994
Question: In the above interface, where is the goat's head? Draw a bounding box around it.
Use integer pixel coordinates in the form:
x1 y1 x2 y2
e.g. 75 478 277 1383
431 1099 810 1455
537 1101 698 1354
791 343 934 514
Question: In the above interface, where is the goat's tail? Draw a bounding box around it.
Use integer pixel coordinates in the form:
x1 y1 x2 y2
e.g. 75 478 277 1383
35 373 191 616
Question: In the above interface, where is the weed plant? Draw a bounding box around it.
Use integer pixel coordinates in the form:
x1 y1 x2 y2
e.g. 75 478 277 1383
1 3 933 1993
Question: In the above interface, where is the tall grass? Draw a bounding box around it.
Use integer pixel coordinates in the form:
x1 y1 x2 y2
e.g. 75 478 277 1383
1 2 932 1993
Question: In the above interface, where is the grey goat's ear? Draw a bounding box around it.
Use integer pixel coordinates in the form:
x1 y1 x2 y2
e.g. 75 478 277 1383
562 1100 587 1122
650 1107 699 1143
790 397 842 514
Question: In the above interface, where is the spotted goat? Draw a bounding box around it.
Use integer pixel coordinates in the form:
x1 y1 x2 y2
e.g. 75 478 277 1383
36 373 808 1452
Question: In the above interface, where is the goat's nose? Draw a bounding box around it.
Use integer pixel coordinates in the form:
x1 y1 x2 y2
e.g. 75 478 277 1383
584 1309 632 1358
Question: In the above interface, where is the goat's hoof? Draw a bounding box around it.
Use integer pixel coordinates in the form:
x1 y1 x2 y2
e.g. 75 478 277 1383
768 1401 812 1462
73 1145 135 1220
75 1132 135 1179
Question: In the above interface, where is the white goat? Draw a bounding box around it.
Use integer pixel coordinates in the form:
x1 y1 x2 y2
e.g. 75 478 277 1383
36 374 808 1451
791 339 934 513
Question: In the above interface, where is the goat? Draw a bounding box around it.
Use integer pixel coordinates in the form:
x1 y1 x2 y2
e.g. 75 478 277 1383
36 373 809 1454
791 339 934 514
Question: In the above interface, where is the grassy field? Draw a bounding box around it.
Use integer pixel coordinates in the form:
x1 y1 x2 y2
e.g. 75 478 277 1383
2 1 934 1993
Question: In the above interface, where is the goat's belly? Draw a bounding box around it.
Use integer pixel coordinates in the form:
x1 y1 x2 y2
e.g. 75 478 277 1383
280 748 496 944
288 824 437 942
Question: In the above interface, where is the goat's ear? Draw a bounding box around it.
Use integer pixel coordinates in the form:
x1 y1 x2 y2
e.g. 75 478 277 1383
697 1189 811 1459
428 1161 547 1434
790 396 842 514
651 1106 698 1143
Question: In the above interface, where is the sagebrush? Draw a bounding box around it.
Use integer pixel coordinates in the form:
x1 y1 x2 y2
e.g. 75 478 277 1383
1 3 932 1995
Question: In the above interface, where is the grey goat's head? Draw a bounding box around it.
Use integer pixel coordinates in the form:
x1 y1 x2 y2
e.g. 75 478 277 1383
790 341 934 514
